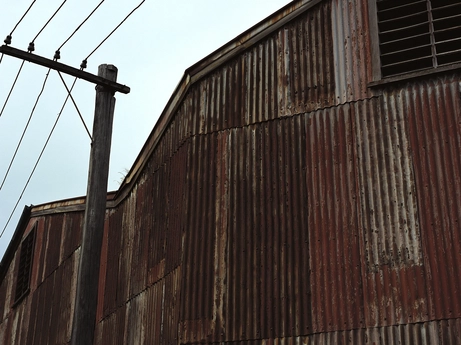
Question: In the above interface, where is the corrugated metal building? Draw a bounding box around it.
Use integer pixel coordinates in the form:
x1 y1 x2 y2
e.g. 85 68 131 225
2 0 461 343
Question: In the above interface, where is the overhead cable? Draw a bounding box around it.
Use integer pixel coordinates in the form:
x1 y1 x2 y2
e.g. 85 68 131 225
0 60 26 118
0 69 51 191
81 0 145 69
0 69 75 239
54 0 105 61
2 0 38 47
28 0 68 52
56 72 92 140
1 0 38 63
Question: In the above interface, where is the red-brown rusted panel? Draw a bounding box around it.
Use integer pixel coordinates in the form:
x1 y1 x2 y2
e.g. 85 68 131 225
0 282 6 325
165 143 188 273
163 267 182 344
4 1 461 344
170 0 335 142
179 133 217 343
331 0 373 103
352 95 430 328
306 104 364 333
30 217 45 289
404 76 461 321
181 319 461 344
61 212 83 262
218 116 311 341
43 214 64 278
145 278 163 344
102 208 123 317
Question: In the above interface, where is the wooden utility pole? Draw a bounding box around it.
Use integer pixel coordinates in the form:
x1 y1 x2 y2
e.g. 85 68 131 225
70 64 117 345
0 46 129 345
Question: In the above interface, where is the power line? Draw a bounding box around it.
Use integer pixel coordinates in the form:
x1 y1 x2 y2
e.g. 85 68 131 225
9 0 39 37
56 72 92 140
0 69 51 191
1 0 38 63
0 69 75 239
0 60 25 117
81 0 145 68
28 0 68 52
55 0 105 60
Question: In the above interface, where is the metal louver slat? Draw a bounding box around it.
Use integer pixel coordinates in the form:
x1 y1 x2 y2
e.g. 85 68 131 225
377 0 432 76
377 0 461 77
433 3 461 66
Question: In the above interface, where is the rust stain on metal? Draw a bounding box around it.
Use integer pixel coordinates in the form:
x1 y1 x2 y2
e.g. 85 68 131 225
2 1 461 344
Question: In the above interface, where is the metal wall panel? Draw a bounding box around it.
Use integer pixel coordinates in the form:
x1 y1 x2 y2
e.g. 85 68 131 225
224 118 312 340
179 133 218 342
179 319 461 345
354 96 421 271
0 212 82 345
331 0 372 103
306 104 364 333
95 267 181 345
25 246 79 345
168 0 336 144
353 96 429 328
402 76 461 321
0 251 15 321
2 1 461 344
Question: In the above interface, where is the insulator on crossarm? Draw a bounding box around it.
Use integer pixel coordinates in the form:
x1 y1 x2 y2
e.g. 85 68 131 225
54 50 61 61
27 42 35 53
4 35 12 45
80 59 87 70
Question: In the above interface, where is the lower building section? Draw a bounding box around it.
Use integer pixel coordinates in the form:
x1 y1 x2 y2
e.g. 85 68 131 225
181 319 461 345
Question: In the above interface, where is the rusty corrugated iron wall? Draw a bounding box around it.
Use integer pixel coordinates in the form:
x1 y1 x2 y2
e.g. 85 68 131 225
1 0 461 344
0 212 83 343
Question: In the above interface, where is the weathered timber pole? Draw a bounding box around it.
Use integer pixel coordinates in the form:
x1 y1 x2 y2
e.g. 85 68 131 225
0 46 129 345
70 64 117 345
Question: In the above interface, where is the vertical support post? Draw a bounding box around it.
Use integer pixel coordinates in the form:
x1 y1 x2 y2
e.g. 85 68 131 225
71 64 117 345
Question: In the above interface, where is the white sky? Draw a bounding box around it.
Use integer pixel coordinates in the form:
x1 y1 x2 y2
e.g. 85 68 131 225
0 0 292 260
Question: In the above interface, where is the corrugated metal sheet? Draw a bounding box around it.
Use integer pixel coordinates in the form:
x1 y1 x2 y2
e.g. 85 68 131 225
178 319 461 344
163 0 336 144
355 94 421 271
306 104 364 333
331 0 372 103
352 96 428 328
0 213 82 345
2 1 461 344
402 76 461 321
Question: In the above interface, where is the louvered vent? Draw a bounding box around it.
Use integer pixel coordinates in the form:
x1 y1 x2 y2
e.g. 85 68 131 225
432 1 461 65
14 226 36 304
377 0 461 77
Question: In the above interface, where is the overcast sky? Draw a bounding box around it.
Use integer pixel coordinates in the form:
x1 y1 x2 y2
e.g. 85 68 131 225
0 0 292 260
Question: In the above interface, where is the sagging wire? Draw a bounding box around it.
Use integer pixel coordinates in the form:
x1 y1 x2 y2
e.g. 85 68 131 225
8 0 38 38
0 60 25 118
1 0 38 62
56 71 92 141
0 68 76 239
27 0 68 53
80 0 145 70
0 69 51 191
54 0 105 61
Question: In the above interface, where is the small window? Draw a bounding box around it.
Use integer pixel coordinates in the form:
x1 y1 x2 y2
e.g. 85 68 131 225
14 225 36 304
376 0 461 77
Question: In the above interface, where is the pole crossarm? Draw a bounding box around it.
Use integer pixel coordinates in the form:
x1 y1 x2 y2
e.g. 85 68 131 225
0 45 130 94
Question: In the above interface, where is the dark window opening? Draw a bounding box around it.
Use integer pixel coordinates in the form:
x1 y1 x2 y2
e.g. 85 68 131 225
377 0 461 77
14 225 36 305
